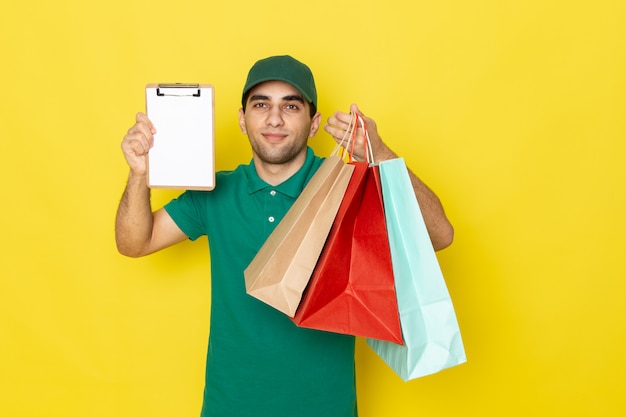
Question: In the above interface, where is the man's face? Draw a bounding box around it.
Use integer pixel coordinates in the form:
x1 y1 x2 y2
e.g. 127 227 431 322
239 80 320 166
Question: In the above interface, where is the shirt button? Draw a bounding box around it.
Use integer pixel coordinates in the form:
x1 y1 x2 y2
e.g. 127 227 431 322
270 190 277 196
268 216 275 223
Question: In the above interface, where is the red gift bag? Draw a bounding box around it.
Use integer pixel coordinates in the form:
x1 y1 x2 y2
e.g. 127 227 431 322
292 114 402 344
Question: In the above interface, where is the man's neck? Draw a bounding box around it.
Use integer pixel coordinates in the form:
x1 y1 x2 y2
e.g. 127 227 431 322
253 153 307 186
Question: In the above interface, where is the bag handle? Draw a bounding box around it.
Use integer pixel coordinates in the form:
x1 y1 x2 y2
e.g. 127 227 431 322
332 112 375 164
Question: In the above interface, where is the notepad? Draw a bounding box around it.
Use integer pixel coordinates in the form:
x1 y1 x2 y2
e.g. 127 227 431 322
146 83 215 190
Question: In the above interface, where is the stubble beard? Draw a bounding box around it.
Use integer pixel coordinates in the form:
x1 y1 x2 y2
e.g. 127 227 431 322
251 138 308 166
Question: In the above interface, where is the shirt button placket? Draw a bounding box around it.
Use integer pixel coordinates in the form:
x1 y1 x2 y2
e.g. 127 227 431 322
268 190 277 223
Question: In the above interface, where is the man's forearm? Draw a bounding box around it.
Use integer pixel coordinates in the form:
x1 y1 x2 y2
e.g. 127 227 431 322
115 172 154 257
374 145 454 251
407 171 454 251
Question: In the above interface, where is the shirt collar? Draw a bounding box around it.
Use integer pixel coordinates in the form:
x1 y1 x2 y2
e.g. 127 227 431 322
245 147 317 198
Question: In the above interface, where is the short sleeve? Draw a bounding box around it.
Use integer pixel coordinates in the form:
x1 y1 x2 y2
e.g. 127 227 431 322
164 191 208 241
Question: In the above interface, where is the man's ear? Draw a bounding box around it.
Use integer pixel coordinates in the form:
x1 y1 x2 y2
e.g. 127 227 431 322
238 108 247 134
309 112 322 137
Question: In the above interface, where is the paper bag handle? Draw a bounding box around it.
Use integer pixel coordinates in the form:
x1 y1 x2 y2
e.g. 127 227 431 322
332 112 375 164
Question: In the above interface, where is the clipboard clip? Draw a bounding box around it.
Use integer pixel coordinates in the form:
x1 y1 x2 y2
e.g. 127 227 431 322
156 83 201 97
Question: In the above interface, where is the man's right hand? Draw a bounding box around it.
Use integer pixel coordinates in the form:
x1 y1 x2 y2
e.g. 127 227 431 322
121 112 156 175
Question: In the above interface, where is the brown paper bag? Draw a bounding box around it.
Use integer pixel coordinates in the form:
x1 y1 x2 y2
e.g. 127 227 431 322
244 155 355 317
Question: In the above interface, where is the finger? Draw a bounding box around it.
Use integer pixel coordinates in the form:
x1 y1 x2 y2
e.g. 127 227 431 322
333 109 353 127
127 122 155 148
350 104 379 136
351 104 371 129
325 113 351 138
122 132 151 156
323 124 344 141
352 104 374 128
136 112 157 134
130 139 150 156
132 143 151 158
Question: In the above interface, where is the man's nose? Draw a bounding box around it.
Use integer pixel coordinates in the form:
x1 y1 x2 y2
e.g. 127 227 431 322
266 107 284 127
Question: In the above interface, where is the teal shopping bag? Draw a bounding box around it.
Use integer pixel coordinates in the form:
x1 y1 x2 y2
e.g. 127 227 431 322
367 158 466 381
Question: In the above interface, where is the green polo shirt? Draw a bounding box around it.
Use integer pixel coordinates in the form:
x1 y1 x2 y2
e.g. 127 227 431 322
164 147 357 417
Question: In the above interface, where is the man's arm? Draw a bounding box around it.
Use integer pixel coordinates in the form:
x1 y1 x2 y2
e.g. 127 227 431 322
366 143 454 251
324 104 454 251
115 113 188 257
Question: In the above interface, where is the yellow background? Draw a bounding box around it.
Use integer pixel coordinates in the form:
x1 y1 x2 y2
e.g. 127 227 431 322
1 0 625 416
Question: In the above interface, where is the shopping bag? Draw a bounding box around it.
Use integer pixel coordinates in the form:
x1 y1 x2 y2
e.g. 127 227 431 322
367 158 466 381
244 155 355 317
292 114 403 344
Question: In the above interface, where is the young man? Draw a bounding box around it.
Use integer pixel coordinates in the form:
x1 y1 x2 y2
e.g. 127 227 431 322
116 55 453 417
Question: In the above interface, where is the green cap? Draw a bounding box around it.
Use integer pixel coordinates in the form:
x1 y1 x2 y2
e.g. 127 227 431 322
241 55 317 110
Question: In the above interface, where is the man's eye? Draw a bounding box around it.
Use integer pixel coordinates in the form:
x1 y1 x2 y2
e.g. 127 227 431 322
252 102 267 108
285 104 299 110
